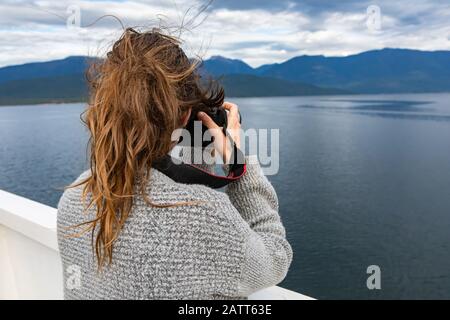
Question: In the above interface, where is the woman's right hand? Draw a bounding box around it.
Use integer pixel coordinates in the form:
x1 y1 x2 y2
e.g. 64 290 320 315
197 102 241 164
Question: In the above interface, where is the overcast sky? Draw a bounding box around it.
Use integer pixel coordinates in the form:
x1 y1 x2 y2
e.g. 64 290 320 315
0 0 449 67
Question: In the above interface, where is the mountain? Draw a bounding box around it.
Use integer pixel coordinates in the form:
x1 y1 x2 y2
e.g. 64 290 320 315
1 48 449 106
0 56 345 106
0 57 93 105
0 56 92 85
259 48 450 93
200 55 254 76
203 49 450 93
218 74 346 97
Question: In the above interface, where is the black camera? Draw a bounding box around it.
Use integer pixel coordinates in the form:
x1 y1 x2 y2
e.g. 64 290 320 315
156 105 245 188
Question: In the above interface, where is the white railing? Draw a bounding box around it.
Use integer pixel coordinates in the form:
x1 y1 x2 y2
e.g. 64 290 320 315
0 189 313 300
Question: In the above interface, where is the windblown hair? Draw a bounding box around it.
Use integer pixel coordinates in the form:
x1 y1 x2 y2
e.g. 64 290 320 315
70 28 224 269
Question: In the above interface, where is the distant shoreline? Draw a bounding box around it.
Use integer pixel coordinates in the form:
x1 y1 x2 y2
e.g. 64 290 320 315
2 92 450 108
0 96 89 107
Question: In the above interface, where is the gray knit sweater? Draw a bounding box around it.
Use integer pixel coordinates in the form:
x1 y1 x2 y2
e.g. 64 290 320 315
57 152 292 299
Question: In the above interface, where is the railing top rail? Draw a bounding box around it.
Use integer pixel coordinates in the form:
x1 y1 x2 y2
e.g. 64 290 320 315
0 189 58 250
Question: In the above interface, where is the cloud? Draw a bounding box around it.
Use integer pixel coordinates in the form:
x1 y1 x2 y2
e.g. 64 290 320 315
0 0 449 67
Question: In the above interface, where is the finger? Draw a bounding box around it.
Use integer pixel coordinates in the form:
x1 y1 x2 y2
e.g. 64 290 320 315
223 102 239 123
223 102 238 115
198 111 233 163
197 111 219 129
198 111 227 148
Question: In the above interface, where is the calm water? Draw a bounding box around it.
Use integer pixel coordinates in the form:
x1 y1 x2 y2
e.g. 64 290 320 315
1 94 450 299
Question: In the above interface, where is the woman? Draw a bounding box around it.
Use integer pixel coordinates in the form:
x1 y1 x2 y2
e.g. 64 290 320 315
57 28 292 299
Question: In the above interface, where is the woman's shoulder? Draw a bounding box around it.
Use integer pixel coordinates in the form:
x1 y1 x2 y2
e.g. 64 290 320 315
58 170 91 205
148 168 226 200
148 168 248 230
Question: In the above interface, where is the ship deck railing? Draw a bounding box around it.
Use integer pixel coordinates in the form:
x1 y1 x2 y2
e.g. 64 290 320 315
0 189 313 300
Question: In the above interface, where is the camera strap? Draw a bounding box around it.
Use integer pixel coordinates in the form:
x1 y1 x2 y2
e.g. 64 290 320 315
153 145 246 189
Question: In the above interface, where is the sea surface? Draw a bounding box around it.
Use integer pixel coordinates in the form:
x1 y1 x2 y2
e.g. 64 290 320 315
1 93 450 299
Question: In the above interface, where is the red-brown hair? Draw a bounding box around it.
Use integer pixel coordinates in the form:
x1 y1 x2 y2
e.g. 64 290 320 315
69 28 223 268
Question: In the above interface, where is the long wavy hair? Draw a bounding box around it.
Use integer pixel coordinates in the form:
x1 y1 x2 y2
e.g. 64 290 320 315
69 28 224 269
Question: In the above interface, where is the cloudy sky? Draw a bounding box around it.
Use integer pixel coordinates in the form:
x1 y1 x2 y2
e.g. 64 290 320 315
0 0 449 67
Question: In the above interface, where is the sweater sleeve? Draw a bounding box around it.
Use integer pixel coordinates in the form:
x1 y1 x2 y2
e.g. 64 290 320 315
225 155 293 296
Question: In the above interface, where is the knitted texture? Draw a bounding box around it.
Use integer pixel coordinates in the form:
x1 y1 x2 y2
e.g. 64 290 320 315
57 153 292 299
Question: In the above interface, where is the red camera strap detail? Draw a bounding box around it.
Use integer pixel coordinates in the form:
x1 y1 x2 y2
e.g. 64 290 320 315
186 163 247 181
